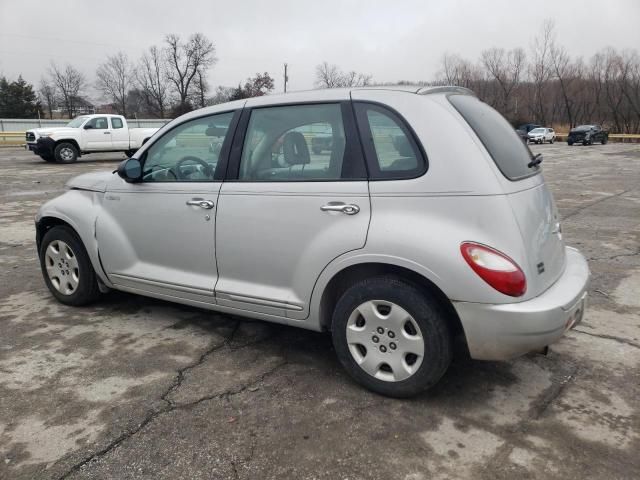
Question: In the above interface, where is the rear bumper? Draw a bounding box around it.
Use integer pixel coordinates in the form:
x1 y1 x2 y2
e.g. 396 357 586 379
453 246 590 361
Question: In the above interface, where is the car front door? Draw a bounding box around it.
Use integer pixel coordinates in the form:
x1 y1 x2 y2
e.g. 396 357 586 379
96 109 240 303
82 117 113 150
215 101 370 320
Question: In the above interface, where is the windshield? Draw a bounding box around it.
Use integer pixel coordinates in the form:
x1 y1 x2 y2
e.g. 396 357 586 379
530 128 545 134
574 125 593 131
66 116 89 128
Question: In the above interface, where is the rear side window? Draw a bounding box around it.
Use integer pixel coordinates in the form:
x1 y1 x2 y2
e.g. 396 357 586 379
449 95 535 180
111 117 123 129
354 103 426 179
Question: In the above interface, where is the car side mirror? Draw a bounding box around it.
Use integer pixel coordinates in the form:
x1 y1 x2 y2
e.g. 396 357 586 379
116 158 142 183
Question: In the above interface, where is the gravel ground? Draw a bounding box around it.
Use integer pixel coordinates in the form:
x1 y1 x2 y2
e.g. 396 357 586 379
0 144 638 480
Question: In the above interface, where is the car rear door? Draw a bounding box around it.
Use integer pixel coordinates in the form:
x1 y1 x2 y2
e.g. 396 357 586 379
110 117 129 150
214 100 370 320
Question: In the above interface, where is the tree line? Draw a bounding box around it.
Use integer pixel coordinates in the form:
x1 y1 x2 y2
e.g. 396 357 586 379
0 33 275 120
427 21 640 132
1 22 639 133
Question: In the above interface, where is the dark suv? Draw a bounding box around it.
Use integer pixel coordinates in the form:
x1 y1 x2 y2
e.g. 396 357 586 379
567 125 609 145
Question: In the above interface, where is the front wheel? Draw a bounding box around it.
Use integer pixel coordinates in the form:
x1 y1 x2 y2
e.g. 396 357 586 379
39 154 55 162
54 142 79 163
550 138 554 144
602 136 608 145
39 226 101 306
331 276 452 397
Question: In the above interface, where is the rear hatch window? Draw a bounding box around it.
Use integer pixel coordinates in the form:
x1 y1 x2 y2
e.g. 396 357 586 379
449 94 536 181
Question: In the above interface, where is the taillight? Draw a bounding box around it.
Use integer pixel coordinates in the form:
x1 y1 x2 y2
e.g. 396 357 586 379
460 242 526 297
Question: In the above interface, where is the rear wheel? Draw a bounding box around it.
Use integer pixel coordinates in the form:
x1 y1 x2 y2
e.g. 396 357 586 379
602 136 608 145
331 276 452 398
568 139 574 146
54 142 79 163
39 226 101 306
550 138 554 144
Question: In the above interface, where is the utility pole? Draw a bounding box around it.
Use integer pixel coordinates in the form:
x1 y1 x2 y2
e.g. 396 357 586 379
284 63 289 93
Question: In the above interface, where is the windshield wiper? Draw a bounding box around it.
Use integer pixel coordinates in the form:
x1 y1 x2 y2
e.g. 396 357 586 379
528 153 543 169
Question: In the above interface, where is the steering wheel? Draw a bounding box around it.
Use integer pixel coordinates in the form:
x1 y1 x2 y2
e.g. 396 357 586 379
175 156 214 180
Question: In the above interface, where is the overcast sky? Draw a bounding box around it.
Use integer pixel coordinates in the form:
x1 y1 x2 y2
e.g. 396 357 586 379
1 0 639 100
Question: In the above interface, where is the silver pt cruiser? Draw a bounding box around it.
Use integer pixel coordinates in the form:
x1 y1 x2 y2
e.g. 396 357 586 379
36 86 590 397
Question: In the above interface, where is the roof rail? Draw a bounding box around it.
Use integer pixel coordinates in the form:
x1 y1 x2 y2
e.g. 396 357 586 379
416 86 476 96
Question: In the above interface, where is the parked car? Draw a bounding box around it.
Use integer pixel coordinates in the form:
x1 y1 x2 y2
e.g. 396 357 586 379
567 125 609 145
516 123 541 141
311 128 333 154
527 127 556 144
25 114 159 163
35 86 590 397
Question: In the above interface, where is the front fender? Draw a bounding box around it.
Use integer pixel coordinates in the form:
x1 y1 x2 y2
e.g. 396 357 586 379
36 190 112 287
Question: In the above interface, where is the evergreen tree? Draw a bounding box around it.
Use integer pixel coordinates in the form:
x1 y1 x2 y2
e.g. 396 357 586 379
0 75 40 118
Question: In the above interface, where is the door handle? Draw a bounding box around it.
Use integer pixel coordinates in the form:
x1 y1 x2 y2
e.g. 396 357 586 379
103 131 111 134
186 199 215 209
320 202 360 215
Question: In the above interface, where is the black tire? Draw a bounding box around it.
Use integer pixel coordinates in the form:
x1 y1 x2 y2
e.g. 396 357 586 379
39 154 55 162
550 138 554 144
568 140 574 146
125 149 137 158
602 136 608 145
39 226 101 306
54 142 79 163
331 276 452 398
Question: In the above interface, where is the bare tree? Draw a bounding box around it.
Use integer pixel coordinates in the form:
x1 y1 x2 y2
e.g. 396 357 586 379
315 62 372 88
164 33 216 113
315 62 343 88
528 19 555 125
192 68 208 109
137 45 170 118
48 63 86 118
550 44 580 127
481 47 525 115
38 77 57 119
96 52 134 116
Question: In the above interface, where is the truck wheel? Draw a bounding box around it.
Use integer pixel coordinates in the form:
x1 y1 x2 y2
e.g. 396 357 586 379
39 154 55 162
550 138 554 144
602 136 608 145
331 276 452 398
39 226 101 306
54 142 79 163
568 140 574 146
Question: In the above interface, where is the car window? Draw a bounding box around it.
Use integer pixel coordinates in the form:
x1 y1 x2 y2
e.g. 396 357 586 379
354 103 426 179
448 94 536 181
86 117 109 130
142 111 234 182
238 103 351 181
111 117 123 129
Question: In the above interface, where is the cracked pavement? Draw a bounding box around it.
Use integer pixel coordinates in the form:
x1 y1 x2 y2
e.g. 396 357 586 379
0 144 639 479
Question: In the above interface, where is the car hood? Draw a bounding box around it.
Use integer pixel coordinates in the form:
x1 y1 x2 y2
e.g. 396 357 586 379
29 127 78 137
66 171 113 192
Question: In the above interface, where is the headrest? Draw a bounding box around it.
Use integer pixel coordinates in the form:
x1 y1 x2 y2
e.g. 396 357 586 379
283 131 310 166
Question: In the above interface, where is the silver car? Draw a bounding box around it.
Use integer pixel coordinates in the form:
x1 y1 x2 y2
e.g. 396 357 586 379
36 86 590 397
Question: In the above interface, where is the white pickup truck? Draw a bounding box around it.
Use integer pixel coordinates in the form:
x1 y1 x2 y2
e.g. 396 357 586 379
25 114 160 163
